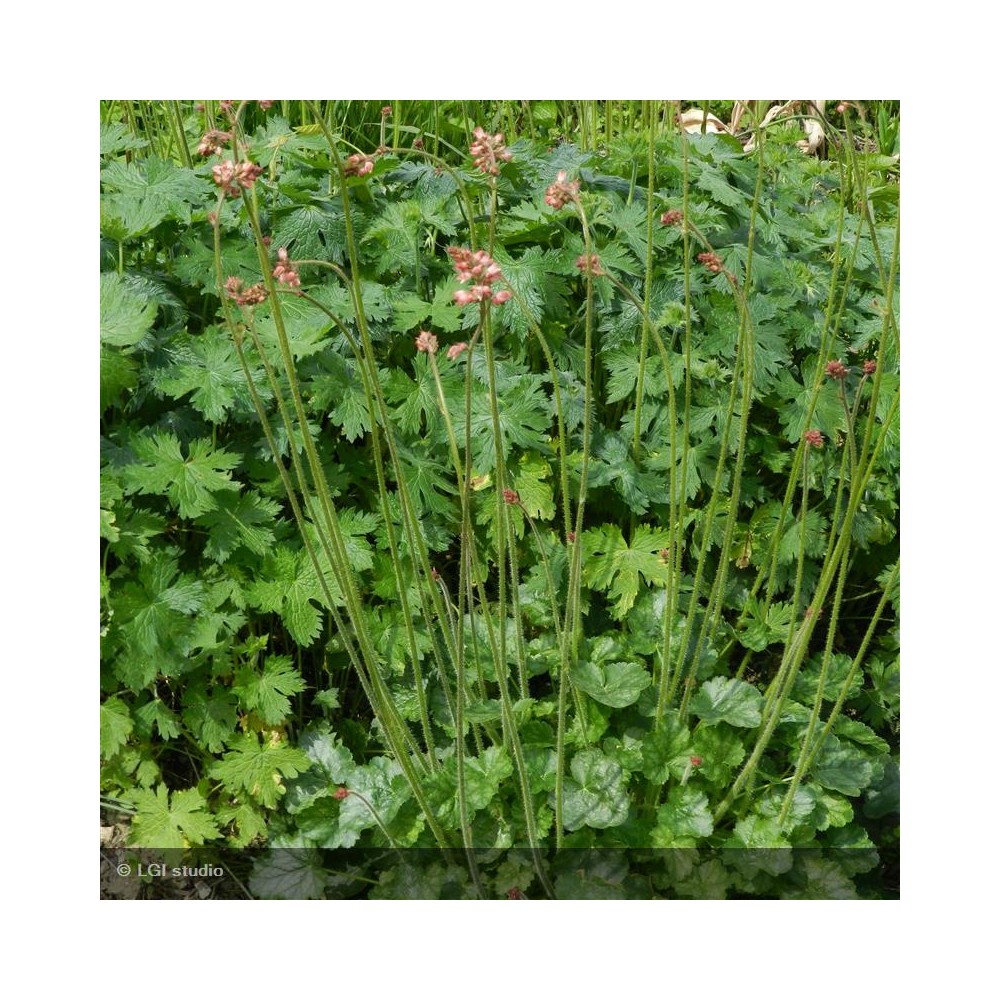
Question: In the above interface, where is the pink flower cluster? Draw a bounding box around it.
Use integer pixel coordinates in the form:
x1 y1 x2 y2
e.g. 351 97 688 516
447 246 511 306
197 129 232 157
272 248 301 288
825 360 848 380
803 429 824 449
212 160 263 197
224 276 267 306
544 171 579 209
575 253 604 277
502 488 520 505
447 342 468 361
863 359 877 376
697 251 724 274
415 330 439 354
661 210 683 226
470 126 512 176
344 153 375 177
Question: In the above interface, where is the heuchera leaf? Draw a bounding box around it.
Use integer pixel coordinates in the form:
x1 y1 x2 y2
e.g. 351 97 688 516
556 749 630 831
249 849 327 900
570 659 651 708
689 677 764 728
641 711 693 783
652 786 714 845
811 735 875 796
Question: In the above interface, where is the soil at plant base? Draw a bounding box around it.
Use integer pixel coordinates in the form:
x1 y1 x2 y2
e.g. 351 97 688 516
100 811 248 900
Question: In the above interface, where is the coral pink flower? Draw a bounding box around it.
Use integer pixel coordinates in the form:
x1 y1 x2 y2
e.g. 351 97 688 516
825 360 848 380
212 160 263 197
344 153 375 177
381 105 392 117
697 251 724 274
660 209 683 226
415 330 439 354
469 126 512 176
258 100 274 110
447 342 468 360
803 429 824 449
502 488 520 505
544 170 579 209
575 253 604 277
272 248 301 288
333 787 349 801
197 129 232 157
224 277 267 307
863 360 877 375
447 246 510 306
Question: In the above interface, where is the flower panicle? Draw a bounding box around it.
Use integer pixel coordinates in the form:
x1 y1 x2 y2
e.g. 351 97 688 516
212 159 263 197
544 170 579 209
470 126 512 176
415 330 439 354
447 246 510 306
224 276 266 307
198 129 232 157
575 253 604 277
272 247 301 289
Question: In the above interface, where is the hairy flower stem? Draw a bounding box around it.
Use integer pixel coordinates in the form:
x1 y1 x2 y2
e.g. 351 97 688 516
563 197 597 654
777 546 850 825
307 106 466 720
630 125 657 461
296 284 439 759
220 189 453 847
794 561 898 786
714 392 898 824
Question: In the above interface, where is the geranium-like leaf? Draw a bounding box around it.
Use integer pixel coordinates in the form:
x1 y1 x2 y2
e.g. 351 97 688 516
127 785 221 849
101 272 157 347
581 523 672 619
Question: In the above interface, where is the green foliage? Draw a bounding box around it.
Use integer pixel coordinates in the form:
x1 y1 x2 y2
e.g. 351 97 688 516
101 99 899 897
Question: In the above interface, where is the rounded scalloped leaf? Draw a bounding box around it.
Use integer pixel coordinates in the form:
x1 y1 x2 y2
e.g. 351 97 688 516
689 677 764 728
570 659 651 708
555 749 629 832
